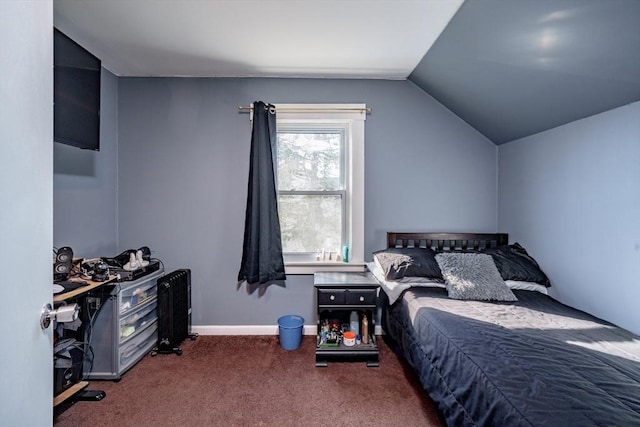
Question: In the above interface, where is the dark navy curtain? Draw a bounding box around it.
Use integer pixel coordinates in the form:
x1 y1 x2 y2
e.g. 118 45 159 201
238 101 286 285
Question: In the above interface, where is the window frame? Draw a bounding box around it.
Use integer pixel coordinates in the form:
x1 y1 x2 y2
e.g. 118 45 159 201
272 104 366 274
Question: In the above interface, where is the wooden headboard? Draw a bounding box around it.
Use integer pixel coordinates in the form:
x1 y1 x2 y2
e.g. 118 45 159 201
387 232 508 251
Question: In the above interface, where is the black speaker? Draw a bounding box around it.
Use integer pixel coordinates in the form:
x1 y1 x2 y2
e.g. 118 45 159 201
54 346 83 395
54 247 73 281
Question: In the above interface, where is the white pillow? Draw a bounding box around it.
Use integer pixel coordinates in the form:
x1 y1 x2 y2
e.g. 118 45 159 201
505 280 548 294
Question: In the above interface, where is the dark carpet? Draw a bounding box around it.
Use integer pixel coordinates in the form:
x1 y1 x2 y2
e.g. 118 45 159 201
55 335 444 426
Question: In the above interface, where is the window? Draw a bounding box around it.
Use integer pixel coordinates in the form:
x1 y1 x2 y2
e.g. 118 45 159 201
277 126 345 256
272 104 366 274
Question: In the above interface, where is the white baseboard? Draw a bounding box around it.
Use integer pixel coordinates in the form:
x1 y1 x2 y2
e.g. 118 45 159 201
191 324 383 336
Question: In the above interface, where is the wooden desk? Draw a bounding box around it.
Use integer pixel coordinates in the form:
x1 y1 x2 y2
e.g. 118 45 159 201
53 381 88 407
53 275 117 407
54 275 117 302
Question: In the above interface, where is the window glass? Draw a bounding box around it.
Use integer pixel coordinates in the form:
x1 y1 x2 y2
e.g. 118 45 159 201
277 130 344 191
277 127 346 257
278 194 343 253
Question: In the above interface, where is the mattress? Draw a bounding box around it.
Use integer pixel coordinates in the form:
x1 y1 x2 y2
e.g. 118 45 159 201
382 287 640 426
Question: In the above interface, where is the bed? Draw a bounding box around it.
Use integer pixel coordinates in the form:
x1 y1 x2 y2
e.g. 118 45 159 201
372 232 640 426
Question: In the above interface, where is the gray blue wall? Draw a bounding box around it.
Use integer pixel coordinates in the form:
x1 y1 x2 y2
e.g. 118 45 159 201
116 78 498 326
53 68 118 257
53 75 639 334
498 102 640 335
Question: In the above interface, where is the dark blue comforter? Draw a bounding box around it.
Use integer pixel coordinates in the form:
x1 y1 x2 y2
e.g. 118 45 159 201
382 288 640 426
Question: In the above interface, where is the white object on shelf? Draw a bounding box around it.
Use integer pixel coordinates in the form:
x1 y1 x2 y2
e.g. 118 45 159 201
350 310 359 336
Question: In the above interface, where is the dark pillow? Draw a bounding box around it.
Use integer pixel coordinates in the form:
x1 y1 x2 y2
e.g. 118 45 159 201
372 247 442 281
481 243 551 286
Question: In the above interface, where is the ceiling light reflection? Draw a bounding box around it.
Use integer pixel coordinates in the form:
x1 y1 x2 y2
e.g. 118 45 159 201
539 8 578 23
538 29 557 50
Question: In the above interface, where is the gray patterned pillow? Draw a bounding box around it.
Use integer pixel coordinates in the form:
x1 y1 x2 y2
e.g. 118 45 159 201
435 252 518 301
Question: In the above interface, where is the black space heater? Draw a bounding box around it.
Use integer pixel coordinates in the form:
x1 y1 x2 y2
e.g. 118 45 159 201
151 269 198 356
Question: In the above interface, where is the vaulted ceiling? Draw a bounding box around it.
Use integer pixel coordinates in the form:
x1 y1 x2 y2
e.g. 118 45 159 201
54 0 640 145
410 0 640 144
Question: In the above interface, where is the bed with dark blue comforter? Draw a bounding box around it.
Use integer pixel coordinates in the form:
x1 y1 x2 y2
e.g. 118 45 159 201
382 286 640 426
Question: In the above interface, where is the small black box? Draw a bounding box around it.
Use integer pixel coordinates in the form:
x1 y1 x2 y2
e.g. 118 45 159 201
115 260 160 282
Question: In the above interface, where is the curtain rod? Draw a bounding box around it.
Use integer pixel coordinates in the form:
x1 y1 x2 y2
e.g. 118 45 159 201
238 105 371 113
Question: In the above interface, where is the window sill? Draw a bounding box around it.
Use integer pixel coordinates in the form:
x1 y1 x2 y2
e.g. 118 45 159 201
284 262 367 275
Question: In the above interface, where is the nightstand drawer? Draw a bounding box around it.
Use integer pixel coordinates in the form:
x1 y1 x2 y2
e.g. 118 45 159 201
346 289 377 305
317 288 346 305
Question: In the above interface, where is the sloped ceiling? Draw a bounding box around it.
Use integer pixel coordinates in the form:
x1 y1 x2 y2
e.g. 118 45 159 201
53 0 640 145
409 0 640 144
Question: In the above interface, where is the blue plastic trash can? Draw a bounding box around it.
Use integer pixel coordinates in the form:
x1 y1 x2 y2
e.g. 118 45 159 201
277 315 304 350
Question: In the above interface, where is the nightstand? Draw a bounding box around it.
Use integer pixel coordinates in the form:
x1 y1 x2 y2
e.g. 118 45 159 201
314 271 379 367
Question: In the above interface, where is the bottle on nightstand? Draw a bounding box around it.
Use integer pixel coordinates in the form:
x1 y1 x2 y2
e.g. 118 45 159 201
350 310 360 336
362 314 369 344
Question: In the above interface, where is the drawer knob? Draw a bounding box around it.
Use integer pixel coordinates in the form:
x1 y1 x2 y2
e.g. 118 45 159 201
330 295 335 301
359 296 365 302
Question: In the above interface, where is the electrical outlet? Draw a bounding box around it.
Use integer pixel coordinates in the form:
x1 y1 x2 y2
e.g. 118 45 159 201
87 297 100 310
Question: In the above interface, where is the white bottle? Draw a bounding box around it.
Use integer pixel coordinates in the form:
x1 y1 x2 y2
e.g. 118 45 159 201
350 311 359 336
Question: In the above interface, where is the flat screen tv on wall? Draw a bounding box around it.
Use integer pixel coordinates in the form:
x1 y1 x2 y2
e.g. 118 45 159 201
54 28 101 151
